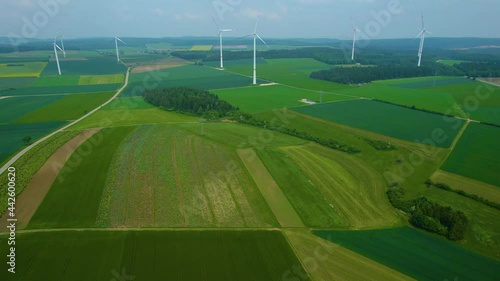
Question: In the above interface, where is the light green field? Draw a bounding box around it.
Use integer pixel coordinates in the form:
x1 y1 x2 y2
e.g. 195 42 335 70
431 170 500 203
258 143 403 229
215 84 356 113
97 124 277 228
190 45 213 51
79 74 125 85
15 92 115 123
315 227 500 281
0 95 63 124
0 231 307 281
0 62 47 77
285 229 415 281
32 75 80 86
225 58 351 92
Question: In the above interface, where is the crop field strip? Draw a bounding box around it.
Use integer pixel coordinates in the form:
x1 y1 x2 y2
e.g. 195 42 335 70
0 95 64 124
292 99 464 148
2 83 122 96
314 227 500 281
40 57 127 76
431 170 500 203
0 62 47 77
0 230 308 281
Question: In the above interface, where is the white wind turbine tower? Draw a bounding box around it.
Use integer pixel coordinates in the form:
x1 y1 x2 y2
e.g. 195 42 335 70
213 18 234 69
243 17 268 85
115 37 125 63
416 14 431 67
351 19 360 61
53 37 64 75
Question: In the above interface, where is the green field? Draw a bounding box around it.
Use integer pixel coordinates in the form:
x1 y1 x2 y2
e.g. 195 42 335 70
441 123 500 186
79 74 125 85
0 96 63 124
314 227 500 281
29 127 135 228
335 83 466 117
438 60 469 66
0 77 36 91
0 230 308 281
225 58 351 92
0 121 66 163
4 84 121 96
0 62 47 77
32 75 81 87
215 84 355 113
257 144 402 229
97 124 277 228
293 99 464 147
41 58 127 76
121 65 265 96
15 92 115 123
376 76 474 89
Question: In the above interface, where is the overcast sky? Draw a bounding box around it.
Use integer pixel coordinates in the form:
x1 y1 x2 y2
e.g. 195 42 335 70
2 0 499 40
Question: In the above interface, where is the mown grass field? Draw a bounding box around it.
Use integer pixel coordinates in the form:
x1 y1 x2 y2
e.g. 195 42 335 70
441 123 500 186
431 170 500 203
41 58 127 76
285 229 415 281
257 144 402 229
0 96 63 124
214 84 355 113
121 65 265 96
28 127 135 228
97 124 277 228
79 74 125 85
0 62 47 77
14 92 115 123
293 99 464 148
376 76 474 88
0 121 66 163
225 58 351 92
0 230 307 281
314 227 500 281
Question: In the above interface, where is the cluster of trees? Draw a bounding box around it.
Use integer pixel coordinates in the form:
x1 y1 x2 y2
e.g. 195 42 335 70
363 138 397 151
310 64 462 84
143 87 361 154
426 180 500 211
387 185 468 240
143 87 237 120
455 62 500 77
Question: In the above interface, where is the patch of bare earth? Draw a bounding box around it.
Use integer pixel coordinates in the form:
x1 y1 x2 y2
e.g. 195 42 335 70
131 57 192 73
0 129 100 230
478 78 500 87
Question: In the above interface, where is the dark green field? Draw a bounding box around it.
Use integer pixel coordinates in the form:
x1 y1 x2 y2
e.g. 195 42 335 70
0 230 307 281
441 123 500 186
0 96 63 124
40 58 127 76
0 121 66 163
28 127 134 229
314 227 500 281
293 99 464 147
387 77 475 89
0 77 36 91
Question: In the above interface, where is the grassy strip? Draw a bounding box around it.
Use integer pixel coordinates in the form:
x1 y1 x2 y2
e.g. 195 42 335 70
0 130 80 213
426 180 500 211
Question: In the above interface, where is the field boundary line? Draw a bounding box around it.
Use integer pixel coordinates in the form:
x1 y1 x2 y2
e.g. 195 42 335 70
438 120 470 169
0 68 131 175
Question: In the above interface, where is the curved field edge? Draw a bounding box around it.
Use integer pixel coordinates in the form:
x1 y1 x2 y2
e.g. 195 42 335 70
28 127 135 229
314 227 500 281
284 229 415 281
0 130 81 214
0 230 309 281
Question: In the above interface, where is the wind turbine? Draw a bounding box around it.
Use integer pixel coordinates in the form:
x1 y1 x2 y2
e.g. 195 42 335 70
243 17 268 85
53 37 64 75
114 37 125 63
56 35 66 58
213 18 233 69
416 14 431 67
351 19 360 61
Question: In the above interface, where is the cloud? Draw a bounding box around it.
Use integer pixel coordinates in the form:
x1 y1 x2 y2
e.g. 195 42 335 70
152 8 166 17
174 13 203 21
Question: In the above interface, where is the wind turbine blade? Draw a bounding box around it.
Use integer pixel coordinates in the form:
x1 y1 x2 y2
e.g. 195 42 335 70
238 34 253 40
254 17 260 33
256 34 268 47
116 37 125 44
221 29 234 32
54 44 63 52
415 31 424 39
421 14 425 30
212 18 221 31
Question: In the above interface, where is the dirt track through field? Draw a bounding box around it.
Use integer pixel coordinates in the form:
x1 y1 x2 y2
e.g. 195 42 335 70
0 129 100 230
237 148 304 227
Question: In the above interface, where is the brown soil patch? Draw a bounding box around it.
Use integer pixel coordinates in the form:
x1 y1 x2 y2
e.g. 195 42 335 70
0 129 100 230
131 57 192 73
478 78 500 87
